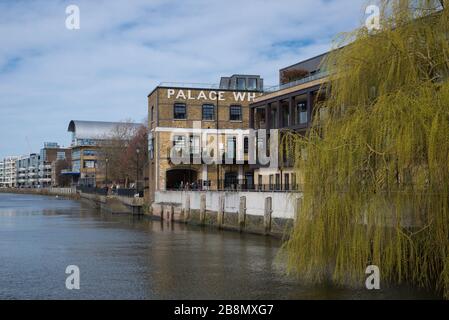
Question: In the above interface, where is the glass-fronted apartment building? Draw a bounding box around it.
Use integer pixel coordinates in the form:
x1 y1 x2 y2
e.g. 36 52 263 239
15 143 70 188
16 153 40 188
249 53 329 191
0 156 19 188
0 160 4 187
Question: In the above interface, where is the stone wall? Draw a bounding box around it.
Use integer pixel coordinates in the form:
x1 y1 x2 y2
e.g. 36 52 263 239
0 187 79 198
151 190 302 237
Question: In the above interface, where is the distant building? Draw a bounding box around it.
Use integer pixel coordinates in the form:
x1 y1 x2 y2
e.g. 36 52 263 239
0 156 19 188
67 120 142 187
39 142 71 188
0 160 4 188
14 143 70 188
16 154 40 188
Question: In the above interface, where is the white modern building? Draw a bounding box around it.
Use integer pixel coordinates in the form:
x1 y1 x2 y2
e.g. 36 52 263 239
15 143 71 188
0 160 4 187
16 154 40 188
0 156 19 188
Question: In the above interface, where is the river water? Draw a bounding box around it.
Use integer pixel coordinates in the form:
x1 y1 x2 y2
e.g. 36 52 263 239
0 193 438 300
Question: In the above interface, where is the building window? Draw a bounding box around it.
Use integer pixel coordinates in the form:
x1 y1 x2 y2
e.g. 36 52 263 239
174 103 187 120
292 173 297 190
202 104 215 120
269 175 274 190
230 105 242 121
190 135 201 156
226 136 236 160
149 137 154 159
237 78 246 90
83 160 96 169
244 136 249 154
72 160 79 171
173 135 186 149
72 150 81 160
151 106 154 122
83 150 96 156
245 172 254 189
284 173 290 191
56 152 66 161
248 78 257 90
275 174 281 190
298 101 308 124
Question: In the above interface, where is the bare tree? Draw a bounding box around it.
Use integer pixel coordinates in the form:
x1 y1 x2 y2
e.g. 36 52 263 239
96 121 147 188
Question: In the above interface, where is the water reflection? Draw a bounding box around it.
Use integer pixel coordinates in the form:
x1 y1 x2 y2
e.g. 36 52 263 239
0 193 439 300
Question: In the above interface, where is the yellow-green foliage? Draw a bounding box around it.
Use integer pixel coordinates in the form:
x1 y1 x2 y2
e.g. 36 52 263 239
283 0 449 297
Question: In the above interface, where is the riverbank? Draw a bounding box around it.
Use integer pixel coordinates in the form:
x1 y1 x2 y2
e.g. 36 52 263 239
0 187 79 200
151 190 300 238
0 192 439 300
1 187 295 238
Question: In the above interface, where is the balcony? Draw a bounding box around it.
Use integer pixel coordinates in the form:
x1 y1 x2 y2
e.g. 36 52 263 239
252 72 328 113
263 71 329 95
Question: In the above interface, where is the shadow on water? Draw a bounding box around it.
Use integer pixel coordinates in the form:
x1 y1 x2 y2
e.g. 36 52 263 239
0 193 441 300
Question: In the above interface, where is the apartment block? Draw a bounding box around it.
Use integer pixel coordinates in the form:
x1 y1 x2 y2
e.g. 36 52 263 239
16 153 40 188
0 156 19 188
0 160 4 187
39 142 71 188
249 53 329 191
67 120 142 187
14 143 70 188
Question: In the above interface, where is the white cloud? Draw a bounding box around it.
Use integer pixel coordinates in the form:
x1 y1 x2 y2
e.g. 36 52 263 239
0 0 367 158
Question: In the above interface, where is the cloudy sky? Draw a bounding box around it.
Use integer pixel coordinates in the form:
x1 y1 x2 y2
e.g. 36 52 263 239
0 0 369 159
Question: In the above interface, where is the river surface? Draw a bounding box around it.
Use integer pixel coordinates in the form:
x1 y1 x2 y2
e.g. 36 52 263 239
0 193 439 300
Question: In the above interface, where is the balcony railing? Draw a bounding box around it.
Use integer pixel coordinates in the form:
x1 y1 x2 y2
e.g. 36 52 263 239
263 71 329 95
167 180 303 193
159 82 220 90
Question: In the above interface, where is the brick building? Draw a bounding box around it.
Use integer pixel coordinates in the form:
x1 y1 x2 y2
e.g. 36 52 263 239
147 75 264 202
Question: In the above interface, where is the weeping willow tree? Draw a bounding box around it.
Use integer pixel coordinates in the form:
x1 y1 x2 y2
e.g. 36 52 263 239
283 0 449 297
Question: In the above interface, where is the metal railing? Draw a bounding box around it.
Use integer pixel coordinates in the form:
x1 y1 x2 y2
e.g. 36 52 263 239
76 186 108 196
159 82 220 89
263 71 329 94
114 188 143 198
167 180 303 193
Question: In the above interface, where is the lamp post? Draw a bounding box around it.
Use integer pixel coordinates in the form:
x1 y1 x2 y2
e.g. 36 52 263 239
136 148 140 196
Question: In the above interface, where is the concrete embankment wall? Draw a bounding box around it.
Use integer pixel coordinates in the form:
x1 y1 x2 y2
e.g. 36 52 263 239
79 192 145 215
152 191 302 237
0 187 79 199
1 187 300 237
